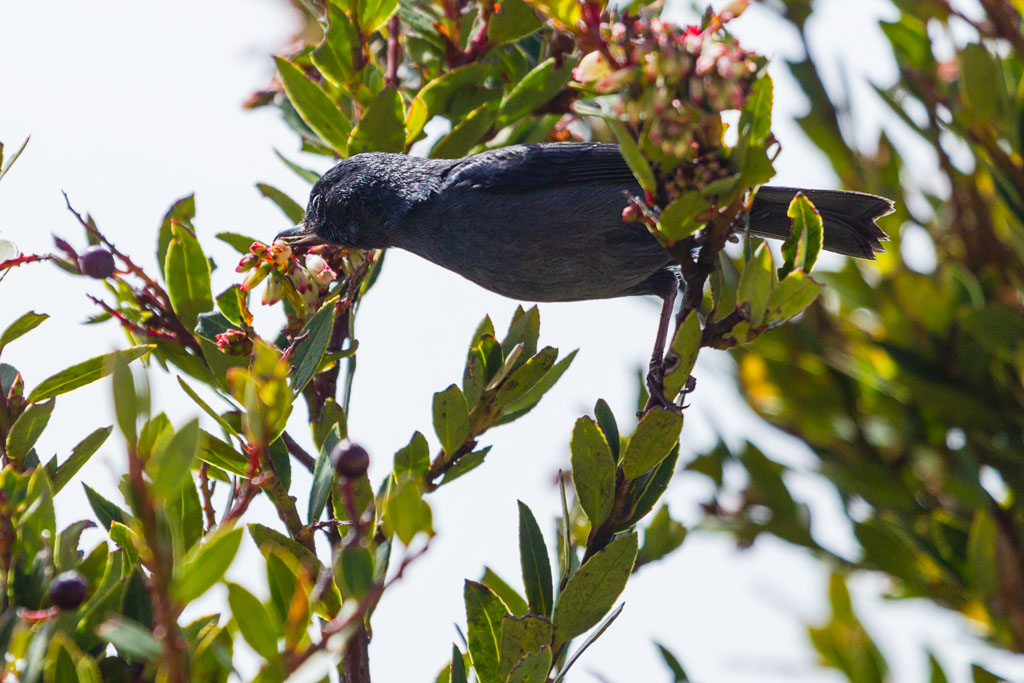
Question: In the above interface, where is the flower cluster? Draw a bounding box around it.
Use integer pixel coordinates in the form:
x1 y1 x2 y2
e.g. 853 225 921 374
574 2 763 163
236 240 338 312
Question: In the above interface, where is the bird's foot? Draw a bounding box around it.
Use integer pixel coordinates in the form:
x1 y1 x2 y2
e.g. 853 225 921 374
642 363 686 416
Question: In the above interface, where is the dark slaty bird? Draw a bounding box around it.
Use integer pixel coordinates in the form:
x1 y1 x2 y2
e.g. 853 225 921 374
279 142 893 394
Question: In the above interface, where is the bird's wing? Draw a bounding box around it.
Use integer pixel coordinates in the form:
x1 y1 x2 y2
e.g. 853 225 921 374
443 142 639 193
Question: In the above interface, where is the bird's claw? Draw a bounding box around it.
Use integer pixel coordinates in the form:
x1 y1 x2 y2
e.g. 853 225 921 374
642 363 686 416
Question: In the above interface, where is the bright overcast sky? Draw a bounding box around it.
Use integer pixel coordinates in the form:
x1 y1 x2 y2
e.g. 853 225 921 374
1 1 1022 681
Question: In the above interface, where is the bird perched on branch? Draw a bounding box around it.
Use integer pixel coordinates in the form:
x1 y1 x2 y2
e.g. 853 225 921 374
278 142 893 398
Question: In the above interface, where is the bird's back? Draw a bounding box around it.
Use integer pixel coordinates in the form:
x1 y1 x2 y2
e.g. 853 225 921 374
397 143 673 302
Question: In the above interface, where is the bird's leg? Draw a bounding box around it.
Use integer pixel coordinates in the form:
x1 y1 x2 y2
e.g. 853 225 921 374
644 281 679 414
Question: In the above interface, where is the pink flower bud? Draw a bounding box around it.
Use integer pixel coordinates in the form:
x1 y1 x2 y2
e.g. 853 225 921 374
622 205 642 223
290 268 313 294
304 254 328 275
241 262 271 292
215 329 252 356
573 51 612 84
262 275 284 305
236 253 257 272
720 0 749 21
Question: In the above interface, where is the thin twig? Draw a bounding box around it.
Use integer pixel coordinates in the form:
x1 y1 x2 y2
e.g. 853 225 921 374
283 431 317 472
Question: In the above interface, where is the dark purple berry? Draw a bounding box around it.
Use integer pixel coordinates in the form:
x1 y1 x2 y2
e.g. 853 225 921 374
49 570 88 610
331 442 370 479
77 246 115 279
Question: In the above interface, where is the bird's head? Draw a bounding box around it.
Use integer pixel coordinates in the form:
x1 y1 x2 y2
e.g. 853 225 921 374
276 154 401 249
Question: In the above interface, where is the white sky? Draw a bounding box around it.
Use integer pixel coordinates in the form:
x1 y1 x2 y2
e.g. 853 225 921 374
1 1 1022 681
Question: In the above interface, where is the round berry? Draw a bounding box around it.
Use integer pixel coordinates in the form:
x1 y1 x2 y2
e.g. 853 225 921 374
49 571 88 610
77 246 115 279
331 442 370 479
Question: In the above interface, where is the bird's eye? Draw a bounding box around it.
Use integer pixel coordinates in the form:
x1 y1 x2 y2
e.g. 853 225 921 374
309 194 322 217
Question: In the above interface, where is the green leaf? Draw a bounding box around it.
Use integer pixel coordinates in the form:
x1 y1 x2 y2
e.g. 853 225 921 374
394 431 430 478
177 376 242 440
464 580 507 683
313 398 347 451
497 58 571 126
637 505 687 566
780 193 823 279
928 653 949 683
507 646 552 683
0 311 47 352
737 243 773 329
156 194 196 278
111 353 138 446
172 525 243 603
450 643 469 683
256 183 306 224
97 617 163 660
248 523 340 616
766 270 824 323
275 56 351 155
619 445 679 529
226 582 281 659
739 74 773 142
431 102 498 158
607 120 656 192
482 567 529 617
147 418 199 498
960 43 1010 126
358 0 399 33
308 426 340 523
290 300 337 395
622 407 682 480
166 476 203 559
348 87 406 154
433 384 470 456
83 484 129 531
552 533 637 647
552 603 623 682
27 345 154 403
488 0 543 44
495 347 557 408
439 446 491 486
198 429 250 477
498 350 576 419
385 477 433 544
968 509 998 596
406 63 499 142
312 4 361 86
0 136 29 183
165 222 214 332
518 500 553 617
216 231 260 254
499 614 553 680
53 426 112 493
56 519 96 572
593 399 620 459
6 398 54 462
336 544 374 599
656 642 690 682
274 149 321 184
570 417 616 527
503 306 540 361
524 0 580 29
658 191 707 242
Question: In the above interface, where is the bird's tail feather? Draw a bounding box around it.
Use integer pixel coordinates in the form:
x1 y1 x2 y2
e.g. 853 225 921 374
748 187 894 259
